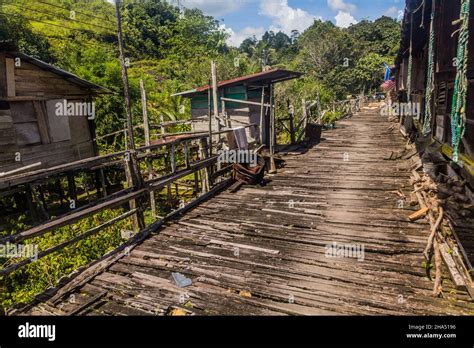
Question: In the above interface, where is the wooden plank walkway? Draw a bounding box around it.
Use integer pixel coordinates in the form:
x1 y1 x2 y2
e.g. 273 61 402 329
27 107 474 316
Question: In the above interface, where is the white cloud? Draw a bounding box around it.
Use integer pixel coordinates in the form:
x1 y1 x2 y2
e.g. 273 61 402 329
327 0 357 14
221 24 266 47
335 11 357 28
178 0 247 17
259 0 318 35
397 10 405 21
384 6 399 17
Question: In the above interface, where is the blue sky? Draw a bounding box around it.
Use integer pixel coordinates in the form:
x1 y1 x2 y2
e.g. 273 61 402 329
173 0 405 46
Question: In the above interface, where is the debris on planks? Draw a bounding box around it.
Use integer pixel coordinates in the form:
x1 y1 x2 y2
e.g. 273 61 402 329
229 180 244 193
67 291 108 316
439 243 466 290
172 272 192 288
239 290 252 298
233 162 265 185
166 306 194 316
408 163 473 297
408 207 429 222
229 156 267 193
388 189 405 198
384 143 419 162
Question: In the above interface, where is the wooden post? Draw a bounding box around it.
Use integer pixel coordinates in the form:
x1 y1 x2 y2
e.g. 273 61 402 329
207 78 212 157
25 184 39 223
140 80 151 150
184 141 190 168
56 178 66 208
211 61 220 135
160 115 165 136
160 114 172 205
259 86 265 145
94 170 102 199
67 173 77 202
123 129 128 150
269 84 276 173
207 77 214 187
194 171 200 195
32 185 49 220
168 144 176 204
140 79 156 219
211 61 221 172
220 90 230 128
170 144 176 173
115 0 144 231
115 0 141 187
199 139 210 192
302 98 308 139
99 168 107 198
123 157 144 231
316 91 322 124
288 99 295 145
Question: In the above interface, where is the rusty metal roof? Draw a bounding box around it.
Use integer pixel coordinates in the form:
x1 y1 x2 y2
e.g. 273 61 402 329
172 68 303 98
4 51 111 94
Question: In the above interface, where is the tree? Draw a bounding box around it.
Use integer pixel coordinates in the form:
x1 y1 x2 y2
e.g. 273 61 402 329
240 36 257 56
0 11 52 61
352 52 386 92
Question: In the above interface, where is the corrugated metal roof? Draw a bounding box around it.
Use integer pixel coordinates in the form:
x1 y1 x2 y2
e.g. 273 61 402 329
5 51 111 94
172 68 303 98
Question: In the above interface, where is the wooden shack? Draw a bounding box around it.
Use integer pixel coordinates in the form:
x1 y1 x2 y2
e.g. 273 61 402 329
394 0 474 184
0 50 108 174
172 69 302 146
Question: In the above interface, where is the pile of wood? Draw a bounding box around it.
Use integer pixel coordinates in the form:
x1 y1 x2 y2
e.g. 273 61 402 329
435 174 474 220
409 169 473 297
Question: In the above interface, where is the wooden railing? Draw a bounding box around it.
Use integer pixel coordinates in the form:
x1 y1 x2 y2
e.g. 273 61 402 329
0 125 259 279
277 96 365 145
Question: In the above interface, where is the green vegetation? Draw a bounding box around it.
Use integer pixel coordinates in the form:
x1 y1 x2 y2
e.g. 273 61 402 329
0 0 401 309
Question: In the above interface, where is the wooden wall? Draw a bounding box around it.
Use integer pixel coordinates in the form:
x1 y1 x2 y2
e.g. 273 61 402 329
189 84 266 144
396 0 474 162
0 53 96 173
433 0 474 159
9 59 88 99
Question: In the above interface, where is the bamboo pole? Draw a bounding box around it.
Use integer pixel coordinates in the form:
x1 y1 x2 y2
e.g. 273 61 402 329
140 79 156 219
269 84 276 173
206 76 213 188
300 97 308 142
220 89 230 128
259 86 265 145
220 97 273 108
211 61 221 172
0 162 42 178
288 99 295 144
115 0 140 185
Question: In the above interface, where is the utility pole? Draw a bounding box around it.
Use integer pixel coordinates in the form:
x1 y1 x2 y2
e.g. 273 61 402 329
115 0 144 230
115 0 135 151
115 0 142 185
